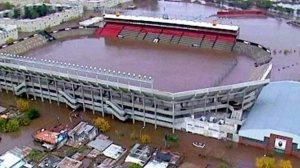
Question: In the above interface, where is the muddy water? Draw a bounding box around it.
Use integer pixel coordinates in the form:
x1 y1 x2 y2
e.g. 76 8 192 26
127 0 300 82
25 37 253 92
0 92 300 167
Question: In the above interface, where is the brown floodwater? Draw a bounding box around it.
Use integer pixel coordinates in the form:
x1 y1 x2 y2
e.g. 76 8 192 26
1 0 300 167
127 0 300 82
1 92 300 167
25 37 253 92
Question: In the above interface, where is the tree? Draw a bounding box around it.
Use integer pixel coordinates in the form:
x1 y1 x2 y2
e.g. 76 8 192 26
5 38 14 45
140 134 151 144
130 131 138 141
13 8 21 19
165 134 179 147
26 108 40 120
93 117 110 132
3 2 14 10
256 156 276 168
278 160 293 168
16 99 29 112
19 116 31 126
218 162 229 168
128 163 142 168
0 119 7 132
256 0 273 10
27 149 45 162
24 6 30 19
5 118 20 132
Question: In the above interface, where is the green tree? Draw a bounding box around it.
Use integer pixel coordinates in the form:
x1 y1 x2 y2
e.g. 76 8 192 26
27 149 45 162
0 119 7 132
13 8 21 19
165 134 179 147
19 116 31 126
256 0 273 10
128 163 142 168
218 162 229 168
3 2 14 10
26 108 40 120
24 6 30 19
5 118 20 132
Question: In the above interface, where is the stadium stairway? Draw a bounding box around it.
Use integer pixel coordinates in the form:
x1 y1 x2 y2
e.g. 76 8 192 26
118 29 140 40
158 34 173 44
179 36 202 48
213 35 235 51
201 35 216 49
144 32 160 42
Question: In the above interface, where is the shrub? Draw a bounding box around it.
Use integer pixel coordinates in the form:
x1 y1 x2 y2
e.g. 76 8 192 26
128 163 142 168
256 156 276 168
5 118 20 132
19 116 31 126
3 2 14 10
278 160 293 168
140 134 151 144
26 108 40 120
27 149 45 162
130 131 138 141
93 117 110 132
16 99 30 112
5 38 14 45
218 162 229 168
0 119 7 132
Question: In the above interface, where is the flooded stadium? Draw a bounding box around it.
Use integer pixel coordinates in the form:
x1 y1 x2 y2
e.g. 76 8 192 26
1 0 300 167
25 37 254 92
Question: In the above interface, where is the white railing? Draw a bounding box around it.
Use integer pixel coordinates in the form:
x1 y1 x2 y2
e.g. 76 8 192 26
0 53 154 89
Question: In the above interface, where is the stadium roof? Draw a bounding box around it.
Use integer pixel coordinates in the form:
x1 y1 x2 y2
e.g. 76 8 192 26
239 81 300 148
104 14 239 32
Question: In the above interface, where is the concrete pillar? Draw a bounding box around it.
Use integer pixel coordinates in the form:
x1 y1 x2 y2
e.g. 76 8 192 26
131 93 135 124
100 88 105 117
38 75 44 102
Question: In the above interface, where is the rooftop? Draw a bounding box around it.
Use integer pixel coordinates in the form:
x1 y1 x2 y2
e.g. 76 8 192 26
103 144 126 160
125 143 154 166
104 14 240 32
34 130 61 144
57 157 83 168
240 81 300 148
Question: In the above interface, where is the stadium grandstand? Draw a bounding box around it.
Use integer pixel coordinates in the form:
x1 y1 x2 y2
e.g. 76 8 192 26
0 14 273 141
95 14 239 51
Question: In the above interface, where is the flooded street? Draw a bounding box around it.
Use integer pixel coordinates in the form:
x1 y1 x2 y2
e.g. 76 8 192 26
1 92 300 167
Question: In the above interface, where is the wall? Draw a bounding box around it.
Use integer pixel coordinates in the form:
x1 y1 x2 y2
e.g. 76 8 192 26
50 0 131 10
0 0 44 6
0 5 83 32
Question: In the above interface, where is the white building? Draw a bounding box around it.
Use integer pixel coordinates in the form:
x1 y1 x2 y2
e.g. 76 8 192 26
276 3 300 17
0 0 44 6
0 4 83 32
0 24 18 45
50 0 132 10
